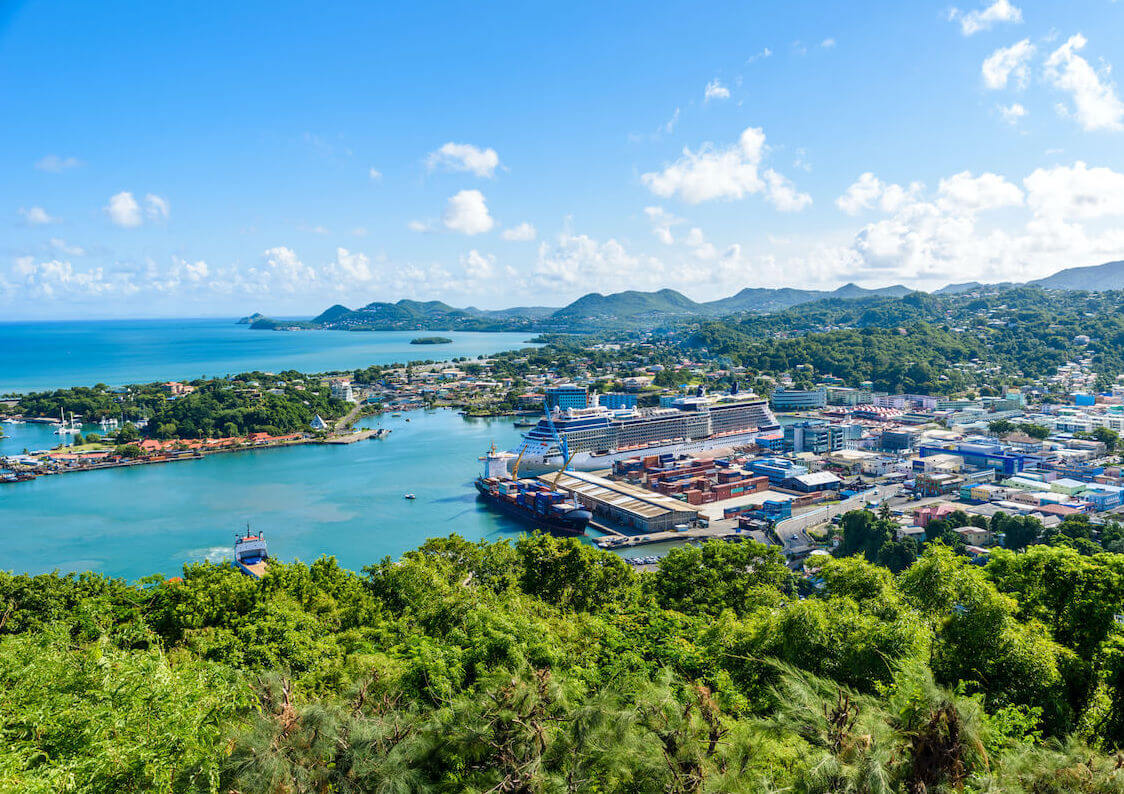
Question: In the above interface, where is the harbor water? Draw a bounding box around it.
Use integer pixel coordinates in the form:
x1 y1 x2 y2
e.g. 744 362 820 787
0 410 544 580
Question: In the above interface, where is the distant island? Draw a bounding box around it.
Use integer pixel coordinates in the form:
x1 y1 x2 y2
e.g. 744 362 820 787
410 336 453 345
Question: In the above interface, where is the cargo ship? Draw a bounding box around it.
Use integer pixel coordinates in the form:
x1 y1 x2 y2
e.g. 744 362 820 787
509 387 779 474
234 529 270 579
475 446 592 536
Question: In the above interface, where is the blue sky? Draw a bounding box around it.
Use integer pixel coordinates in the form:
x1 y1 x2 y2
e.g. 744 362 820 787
3 0 1124 318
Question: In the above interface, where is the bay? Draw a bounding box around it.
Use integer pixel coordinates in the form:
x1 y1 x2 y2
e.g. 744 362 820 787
0 318 537 393
0 410 538 580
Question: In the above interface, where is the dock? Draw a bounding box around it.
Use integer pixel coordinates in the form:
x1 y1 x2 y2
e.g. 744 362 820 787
593 524 742 550
323 428 390 444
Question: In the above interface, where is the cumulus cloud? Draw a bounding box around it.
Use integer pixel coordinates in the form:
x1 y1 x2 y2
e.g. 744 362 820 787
443 189 495 235
704 79 730 101
501 222 537 241
999 102 1028 124
19 206 56 225
1044 34 1124 132
260 246 317 292
461 249 496 280
330 247 375 282
641 126 809 209
814 160 1124 289
763 169 813 212
821 38 836 49
936 171 1024 212
426 142 501 178
105 192 143 228
368 167 382 181
1023 161 1124 219
35 155 81 173
982 39 1035 90
950 0 1022 36
835 174 923 215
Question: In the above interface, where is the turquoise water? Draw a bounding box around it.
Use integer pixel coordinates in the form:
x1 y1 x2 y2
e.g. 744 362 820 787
0 411 539 580
0 319 536 393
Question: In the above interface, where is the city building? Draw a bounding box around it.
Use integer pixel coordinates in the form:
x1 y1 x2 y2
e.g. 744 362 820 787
597 392 638 410
770 388 828 410
545 384 588 411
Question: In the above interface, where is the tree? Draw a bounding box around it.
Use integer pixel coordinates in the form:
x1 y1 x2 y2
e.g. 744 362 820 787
1093 426 1120 452
989 418 1015 435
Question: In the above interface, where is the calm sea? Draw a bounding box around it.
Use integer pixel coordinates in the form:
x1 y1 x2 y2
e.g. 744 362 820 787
0 318 537 393
0 411 556 580
0 319 577 579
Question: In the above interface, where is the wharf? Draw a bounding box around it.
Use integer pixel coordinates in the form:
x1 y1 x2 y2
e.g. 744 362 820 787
594 522 741 550
323 428 389 444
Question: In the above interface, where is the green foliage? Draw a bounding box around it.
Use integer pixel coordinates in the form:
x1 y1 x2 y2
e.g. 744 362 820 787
1 535 1124 789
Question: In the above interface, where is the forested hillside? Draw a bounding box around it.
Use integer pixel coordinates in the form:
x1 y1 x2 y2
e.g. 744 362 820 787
4 533 1124 792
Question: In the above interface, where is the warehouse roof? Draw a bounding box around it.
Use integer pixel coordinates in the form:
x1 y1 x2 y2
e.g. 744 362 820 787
541 470 698 521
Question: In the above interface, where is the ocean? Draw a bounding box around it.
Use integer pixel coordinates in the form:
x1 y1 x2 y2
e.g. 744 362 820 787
0 410 550 580
0 318 537 393
0 319 570 579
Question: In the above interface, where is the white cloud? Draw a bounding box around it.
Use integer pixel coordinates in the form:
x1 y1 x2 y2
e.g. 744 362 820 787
1044 34 1124 132
145 193 170 221
368 167 382 181
501 222 537 241
1024 161 1124 219
950 0 1022 36
426 142 501 178
35 155 80 173
461 249 495 280
746 47 772 63
999 102 1028 123
10 257 126 299
49 238 85 256
330 247 375 282
442 189 495 235
641 126 807 210
836 173 882 214
821 38 836 49
105 192 142 228
259 246 317 292
704 79 730 101
19 206 56 225
644 206 683 245
763 168 813 212
982 39 1035 90
936 171 1024 212
407 220 434 233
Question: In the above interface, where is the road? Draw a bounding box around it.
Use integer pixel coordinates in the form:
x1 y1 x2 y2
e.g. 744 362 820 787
774 483 903 556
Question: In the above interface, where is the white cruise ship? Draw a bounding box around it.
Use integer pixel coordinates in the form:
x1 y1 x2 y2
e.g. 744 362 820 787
510 389 779 473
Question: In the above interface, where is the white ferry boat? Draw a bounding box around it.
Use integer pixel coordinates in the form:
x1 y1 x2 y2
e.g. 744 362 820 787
510 388 778 474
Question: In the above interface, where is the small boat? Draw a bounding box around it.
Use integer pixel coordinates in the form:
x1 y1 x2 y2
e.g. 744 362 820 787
404 493 416 500
234 529 269 579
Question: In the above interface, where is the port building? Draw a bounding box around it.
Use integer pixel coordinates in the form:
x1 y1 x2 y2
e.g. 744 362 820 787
540 469 699 532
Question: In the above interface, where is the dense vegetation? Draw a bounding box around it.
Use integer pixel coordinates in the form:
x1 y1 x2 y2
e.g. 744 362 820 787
687 287 1124 394
13 371 349 439
5 533 1124 791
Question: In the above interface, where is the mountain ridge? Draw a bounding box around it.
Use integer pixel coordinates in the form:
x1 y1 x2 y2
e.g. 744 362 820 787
246 258 1124 332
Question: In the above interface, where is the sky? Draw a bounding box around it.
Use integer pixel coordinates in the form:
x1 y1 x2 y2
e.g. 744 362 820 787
3 0 1124 319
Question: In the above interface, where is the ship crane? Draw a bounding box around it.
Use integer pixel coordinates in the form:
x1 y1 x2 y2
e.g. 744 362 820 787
541 407 570 470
